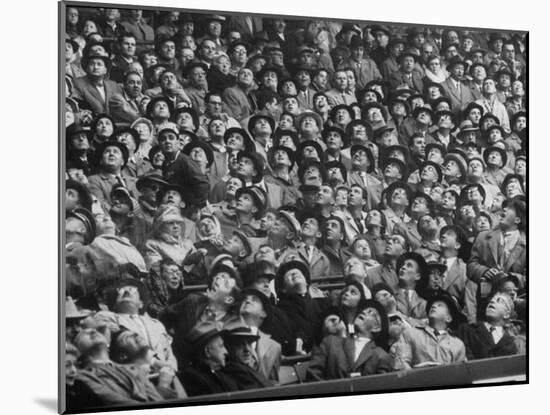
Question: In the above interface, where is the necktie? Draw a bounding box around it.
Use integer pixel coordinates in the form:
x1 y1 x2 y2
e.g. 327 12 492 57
354 217 364 234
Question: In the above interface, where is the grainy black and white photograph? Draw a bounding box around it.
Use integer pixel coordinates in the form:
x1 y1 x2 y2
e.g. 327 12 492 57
60 1 528 413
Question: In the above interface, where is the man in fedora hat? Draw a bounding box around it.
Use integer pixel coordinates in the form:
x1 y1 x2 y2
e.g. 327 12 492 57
365 233 408 292
182 62 210 115
339 36 383 90
394 293 466 369
381 36 406 81
87 141 138 212
215 185 266 237
177 321 239 396
220 319 274 389
468 197 526 287
223 67 257 122
394 252 429 320
159 128 210 210
109 71 149 125
135 172 169 225
483 145 509 187
389 51 424 93
320 215 351 276
347 144 383 210
397 106 434 148
276 260 330 353
382 181 411 234
394 193 434 251
440 56 476 117
442 150 468 186
293 67 317 110
73 51 123 116
457 292 518 359
264 145 299 205
66 207 96 249
307 299 393 380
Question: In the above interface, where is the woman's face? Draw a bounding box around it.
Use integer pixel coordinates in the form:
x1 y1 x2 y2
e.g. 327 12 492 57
352 239 372 260
161 220 182 238
341 284 362 308
134 122 151 142
95 118 114 138
83 20 98 37
428 57 441 73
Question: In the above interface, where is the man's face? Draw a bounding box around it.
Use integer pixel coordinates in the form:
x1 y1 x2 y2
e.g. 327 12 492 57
325 131 343 150
512 81 525 97
283 268 308 294
65 354 78 386
207 20 222 37
101 146 124 169
235 193 257 215
303 165 321 184
237 157 256 178
420 164 438 182
116 284 142 311
87 57 107 77
340 283 363 307
120 36 136 58
444 159 461 178
474 215 491 233
472 65 486 82
273 149 291 167
70 132 90 151
467 160 484 178
67 7 79 24
410 137 426 157
450 63 465 79
375 31 389 47
384 235 406 258
441 191 457 210
211 272 237 296
260 211 277 232
401 56 415 72
160 41 176 60
162 189 184 207
178 48 195 68
416 110 432 126
411 197 429 216
111 191 133 215
283 97 299 114
161 220 183 239
421 44 433 62
301 217 321 239
230 337 256 366
159 131 178 154
515 159 526 176
346 70 356 90
348 186 365 207
445 46 458 61
487 150 503 167
500 206 520 230
324 219 343 242
354 307 381 335
502 44 515 60
301 145 320 161
428 300 451 324
209 119 226 137
190 147 208 167
153 99 171 119
418 215 438 236
317 185 334 206
483 79 497 94
198 40 215 62
205 336 227 368
76 328 109 353
296 70 311 88
334 71 348 91
214 56 231 74
314 70 329 88
238 68 254 87
240 294 267 320
161 264 182 289
486 294 512 321
278 134 296 150
468 109 482 126
498 74 512 89
335 188 348 205
466 186 483 204
300 116 319 135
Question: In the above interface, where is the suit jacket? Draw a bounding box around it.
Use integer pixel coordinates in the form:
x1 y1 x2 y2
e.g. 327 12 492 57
382 208 411 235
441 257 478 323
395 289 427 320
325 88 358 107
389 70 424 93
87 172 138 212
321 245 351 276
307 335 393 381
467 229 527 283
296 87 317 110
178 361 239 397
365 263 399 292
393 220 422 251
457 321 518 360
220 361 273 390
73 76 123 115
163 151 210 208
339 58 382 90
109 91 146 125
279 244 332 279
255 331 282 382
440 78 476 117
222 85 255 121
340 210 368 245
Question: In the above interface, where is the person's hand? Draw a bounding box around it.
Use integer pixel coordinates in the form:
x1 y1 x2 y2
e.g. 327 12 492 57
158 366 175 388
78 110 93 125
483 268 500 281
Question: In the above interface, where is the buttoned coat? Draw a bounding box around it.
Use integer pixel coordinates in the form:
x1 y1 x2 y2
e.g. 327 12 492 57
440 77 476 116
87 172 138 212
73 76 123 115
307 335 393 381
456 321 518 360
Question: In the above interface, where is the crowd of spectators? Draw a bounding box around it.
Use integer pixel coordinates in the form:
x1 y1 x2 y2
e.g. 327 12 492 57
63 6 527 411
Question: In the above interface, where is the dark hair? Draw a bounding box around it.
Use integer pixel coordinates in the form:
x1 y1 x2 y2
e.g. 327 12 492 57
205 91 222 104
257 90 280 110
118 32 136 44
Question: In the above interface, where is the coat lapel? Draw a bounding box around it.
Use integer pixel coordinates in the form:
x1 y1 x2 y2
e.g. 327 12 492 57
343 337 356 370
504 234 526 271
443 260 462 290
486 231 501 266
352 340 375 371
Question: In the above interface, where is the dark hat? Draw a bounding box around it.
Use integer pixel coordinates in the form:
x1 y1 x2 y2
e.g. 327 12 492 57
223 318 260 343
385 144 410 162
418 160 443 182
432 110 457 133
66 122 91 139
399 50 418 64
356 299 390 351
425 142 447 158
257 65 282 83
66 207 96 244
483 145 508 167
341 23 362 36
276 260 311 293
440 224 467 248
502 197 526 229
183 61 209 78
373 125 395 139
444 151 468 181
424 81 445 96
240 261 276 288
268 145 295 168
235 186 267 219
392 85 417 100
66 37 80 53
410 191 435 213
174 106 200 132
469 62 488 77
292 65 314 79
350 145 376 173
358 87 383 104
224 127 255 152
296 140 324 164
461 183 486 205
247 114 276 136
188 320 226 349
81 51 111 71
146 95 174 118
426 293 461 330
136 172 168 193
382 157 407 179
457 120 480 138
206 14 226 23
278 210 302 236
324 160 348 182
510 110 527 128
384 181 411 205
479 113 501 128
227 40 249 55
484 125 506 141
412 106 435 121
66 179 93 212
95 140 129 166
296 44 315 55
273 129 300 150
114 127 140 153
157 127 180 142
501 173 525 194
371 24 391 37
397 251 428 279
236 151 265 182
183 140 214 167
489 32 506 44
322 126 348 148
329 104 355 123
361 102 389 123
346 119 374 141
494 68 515 82
432 96 453 112
371 282 395 298
349 35 365 50
297 158 328 184
389 37 406 48
295 111 324 132
446 56 467 72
